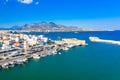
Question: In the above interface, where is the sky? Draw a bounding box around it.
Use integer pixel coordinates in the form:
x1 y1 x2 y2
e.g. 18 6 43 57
0 0 120 29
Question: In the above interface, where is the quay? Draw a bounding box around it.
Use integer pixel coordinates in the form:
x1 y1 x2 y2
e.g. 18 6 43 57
0 56 27 66
0 42 86 69
89 37 120 45
0 32 87 69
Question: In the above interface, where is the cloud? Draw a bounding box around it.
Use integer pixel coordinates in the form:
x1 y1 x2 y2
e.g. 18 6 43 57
18 0 33 4
35 1 39 5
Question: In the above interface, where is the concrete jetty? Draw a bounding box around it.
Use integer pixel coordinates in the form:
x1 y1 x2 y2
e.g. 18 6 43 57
89 37 120 45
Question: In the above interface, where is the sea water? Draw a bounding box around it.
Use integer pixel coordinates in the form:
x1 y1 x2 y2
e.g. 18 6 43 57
0 31 120 80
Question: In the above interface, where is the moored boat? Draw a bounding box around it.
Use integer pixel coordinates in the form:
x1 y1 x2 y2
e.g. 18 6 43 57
8 61 15 68
63 47 69 51
32 54 40 59
22 58 28 63
2 63 9 69
58 52 61 55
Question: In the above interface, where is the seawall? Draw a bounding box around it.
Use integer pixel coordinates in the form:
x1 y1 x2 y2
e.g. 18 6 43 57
89 37 120 45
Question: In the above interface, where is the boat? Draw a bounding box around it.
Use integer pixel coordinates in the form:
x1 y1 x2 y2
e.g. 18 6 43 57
32 54 40 59
63 47 69 51
41 54 46 57
2 63 9 69
15 59 24 65
68 44 75 48
58 52 61 55
48 52 52 55
53 52 57 55
8 61 15 68
52 50 58 55
22 58 28 63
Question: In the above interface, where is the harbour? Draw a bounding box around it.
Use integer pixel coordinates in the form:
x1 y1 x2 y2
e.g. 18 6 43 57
1 0 120 79
0 32 86 69
0 31 120 80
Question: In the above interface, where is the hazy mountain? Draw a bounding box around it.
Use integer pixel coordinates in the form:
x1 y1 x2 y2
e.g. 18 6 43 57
10 25 22 30
11 21 69 30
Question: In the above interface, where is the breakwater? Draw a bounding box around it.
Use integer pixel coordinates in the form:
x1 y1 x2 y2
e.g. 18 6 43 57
89 37 120 45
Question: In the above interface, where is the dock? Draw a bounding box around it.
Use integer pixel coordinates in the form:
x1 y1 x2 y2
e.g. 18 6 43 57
0 56 27 66
0 37 87 69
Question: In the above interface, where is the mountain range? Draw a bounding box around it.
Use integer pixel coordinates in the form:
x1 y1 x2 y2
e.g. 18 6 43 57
10 21 76 30
0 22 111 31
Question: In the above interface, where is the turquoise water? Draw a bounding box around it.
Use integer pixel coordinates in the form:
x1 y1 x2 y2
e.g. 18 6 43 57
0 31 120 80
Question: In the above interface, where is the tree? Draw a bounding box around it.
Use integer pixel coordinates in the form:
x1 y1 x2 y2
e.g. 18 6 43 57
57 36 61 41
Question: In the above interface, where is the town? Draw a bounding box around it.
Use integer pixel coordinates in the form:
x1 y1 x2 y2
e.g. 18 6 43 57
0 31 87 70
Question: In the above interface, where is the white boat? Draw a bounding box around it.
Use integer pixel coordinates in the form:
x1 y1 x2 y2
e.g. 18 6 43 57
32 54 40 59
48 53 52 55
52 50 57 55
58 52 61 55
68 44 75 48
15 60 23 65
22 58 28 63
53 52 57 54
2 63 9 69
8 61 15 67
41 54 46 57
63 47 69 51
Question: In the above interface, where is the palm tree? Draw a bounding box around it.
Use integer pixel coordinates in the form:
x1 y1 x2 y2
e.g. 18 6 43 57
57 36 61 41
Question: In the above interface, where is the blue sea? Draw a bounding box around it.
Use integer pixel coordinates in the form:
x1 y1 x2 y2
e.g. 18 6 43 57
0 31 120 80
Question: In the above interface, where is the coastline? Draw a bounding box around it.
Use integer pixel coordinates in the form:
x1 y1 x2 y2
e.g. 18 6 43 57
0 32 87 70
